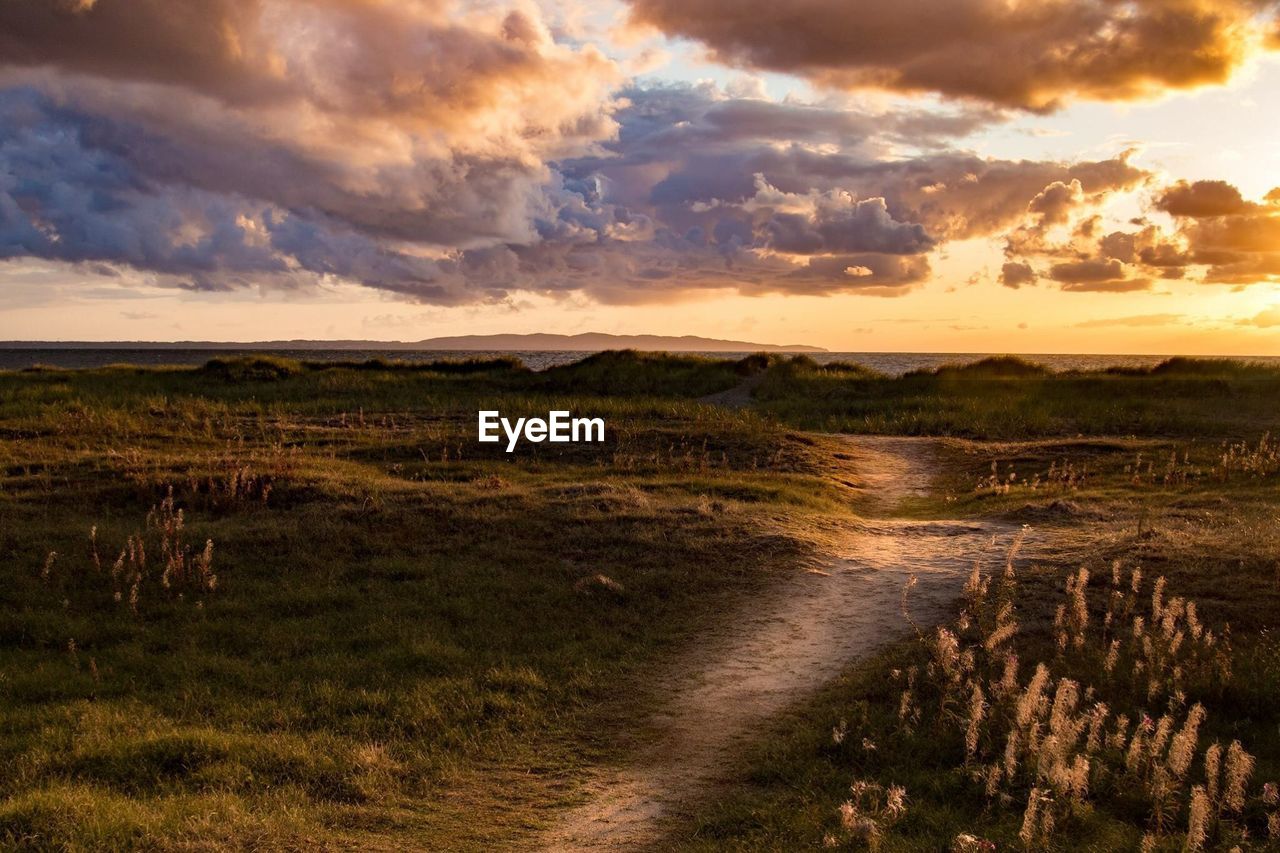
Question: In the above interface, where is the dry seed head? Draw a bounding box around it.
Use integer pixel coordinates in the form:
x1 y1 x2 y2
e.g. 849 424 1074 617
886 785 907 819
1149 715 1174 762
964 562 982 602
1126 728 1147 774
1204 743 1222 804
1110 714 1131 751
1186 785 1209 852
1068 755 1090 800
1167 704 1205 779
1018 788 1041 846
1047 679 1081 745
997 653 1019 697
1085 703 1109 754
1223 740 1254 813
984 763 1002 797
1016 664 1050 729
934 628 962 681
965 684 986 760
1003 730 1020 777
985 621 1017 653
1104 639 1120 674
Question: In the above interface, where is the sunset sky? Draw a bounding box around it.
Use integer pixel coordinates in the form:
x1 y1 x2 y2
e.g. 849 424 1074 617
2 0 1280 352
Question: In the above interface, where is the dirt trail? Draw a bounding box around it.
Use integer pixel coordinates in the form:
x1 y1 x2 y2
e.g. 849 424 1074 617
540 436 1024 851
697 372 765 409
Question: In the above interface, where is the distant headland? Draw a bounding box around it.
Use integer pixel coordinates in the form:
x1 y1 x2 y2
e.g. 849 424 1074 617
0 333 827 353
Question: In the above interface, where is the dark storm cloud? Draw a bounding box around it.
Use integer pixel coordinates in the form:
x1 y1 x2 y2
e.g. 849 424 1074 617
0 0 621 300
625 0 1280 111
0 89 491 301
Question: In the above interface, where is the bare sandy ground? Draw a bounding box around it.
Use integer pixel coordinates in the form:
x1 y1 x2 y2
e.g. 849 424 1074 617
540 436 1028 851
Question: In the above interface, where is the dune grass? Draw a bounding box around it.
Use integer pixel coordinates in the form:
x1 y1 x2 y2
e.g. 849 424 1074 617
752 355 1280 439
678 438 1280 851
0 359 842 849
4 353 1279 848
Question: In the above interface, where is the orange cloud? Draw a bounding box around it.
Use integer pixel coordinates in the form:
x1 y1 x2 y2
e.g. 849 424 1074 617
1240 305 1280 327
1001 179 1280 293
625 0 1277 110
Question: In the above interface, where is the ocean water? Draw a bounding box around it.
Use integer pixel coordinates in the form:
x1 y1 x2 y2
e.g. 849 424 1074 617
1 348 1278 376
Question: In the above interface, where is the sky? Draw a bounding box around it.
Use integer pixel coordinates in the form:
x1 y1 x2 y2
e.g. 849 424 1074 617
2 0 1280 353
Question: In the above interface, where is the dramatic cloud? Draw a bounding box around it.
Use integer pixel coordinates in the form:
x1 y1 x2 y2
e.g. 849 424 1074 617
999 177 1280 293
1156 182 1280 284
0 0 620 302
1029 180 1085 226
511 84 1149 299
1156 180 1256 218
1048 259 1151 293
625 0 1279 110
6 3 1263 307
1000 261 1036 289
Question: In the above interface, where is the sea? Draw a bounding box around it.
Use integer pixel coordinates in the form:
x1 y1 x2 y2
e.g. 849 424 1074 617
2 348 1278 376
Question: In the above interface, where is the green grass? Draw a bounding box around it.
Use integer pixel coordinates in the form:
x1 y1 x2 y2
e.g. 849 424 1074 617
753 355 1280 438
0 358 840 849
4 352 1280 849
676 438 1280 851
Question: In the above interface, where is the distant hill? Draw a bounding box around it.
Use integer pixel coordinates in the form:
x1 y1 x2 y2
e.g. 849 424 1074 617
0 333 826 353
409 333 825 352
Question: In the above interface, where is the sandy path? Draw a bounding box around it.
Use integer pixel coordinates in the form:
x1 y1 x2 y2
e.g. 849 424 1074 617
540 437 1022 851
697 372 765 409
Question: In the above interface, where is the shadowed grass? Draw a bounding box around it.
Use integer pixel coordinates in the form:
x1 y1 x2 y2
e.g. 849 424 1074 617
753 355 1280 438
0 359 844 849
675 438 1280 851
4 353 1280 848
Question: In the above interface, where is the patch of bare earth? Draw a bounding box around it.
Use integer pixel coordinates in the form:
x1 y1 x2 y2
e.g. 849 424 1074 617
540 437 1032 851
697 373 765 409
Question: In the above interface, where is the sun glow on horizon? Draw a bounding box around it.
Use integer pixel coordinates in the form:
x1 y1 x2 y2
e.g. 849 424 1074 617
0 0 1279 351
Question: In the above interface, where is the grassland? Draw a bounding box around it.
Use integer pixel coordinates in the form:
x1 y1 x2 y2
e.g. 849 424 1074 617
754 355 1280 438
0 354 845 849
678 435 1280 851
2 352 1279 850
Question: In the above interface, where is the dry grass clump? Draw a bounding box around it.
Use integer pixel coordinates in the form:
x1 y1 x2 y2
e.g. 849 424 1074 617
1118 442 1276 487
181 441 300 510
978 435 1279 497
876 536 1274 850
824 780 908 850
40 486 217 615
1213 433 1280 481
977 459 1090 494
